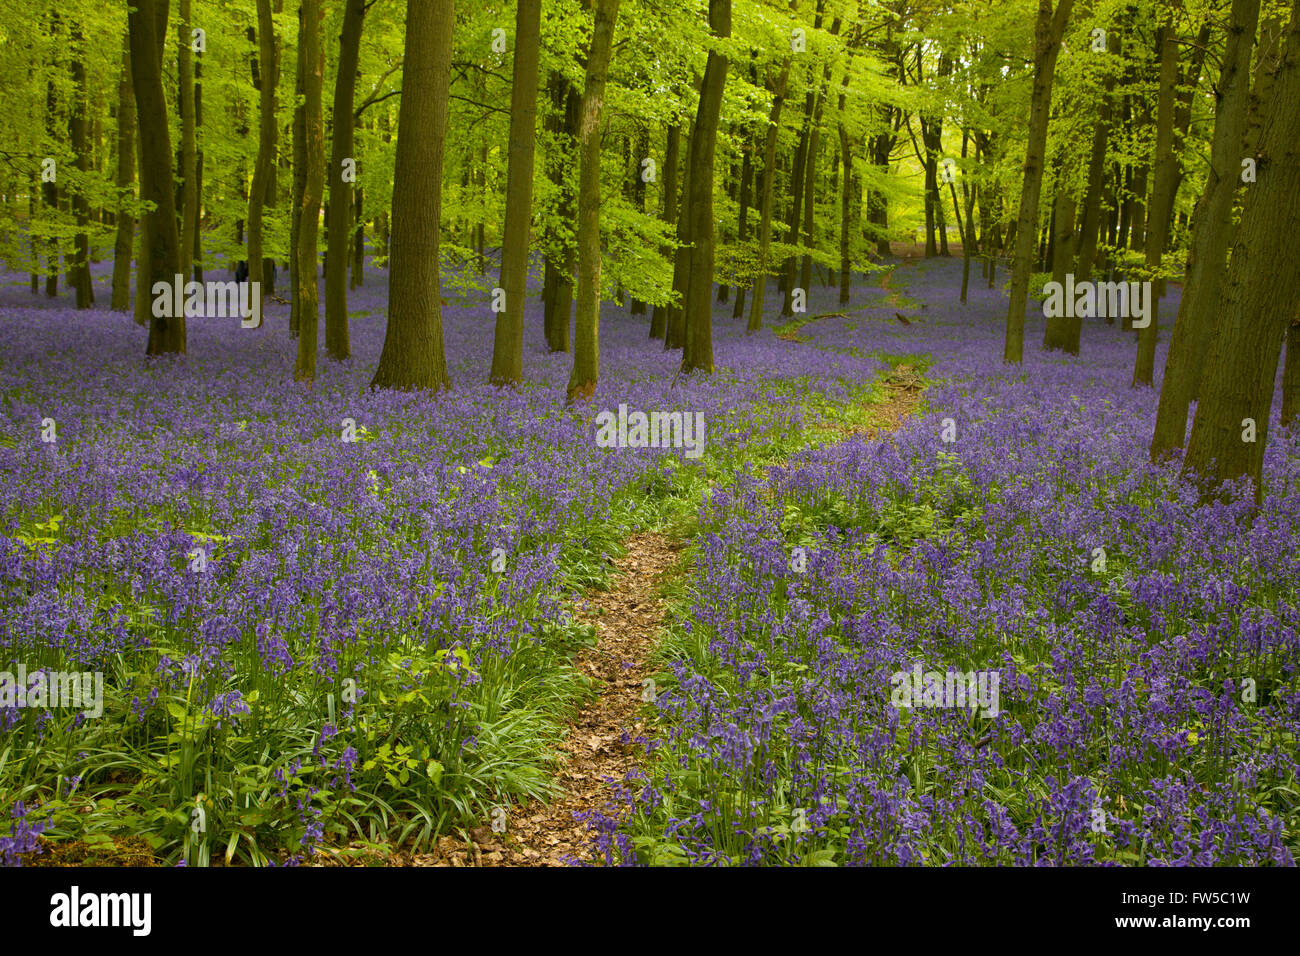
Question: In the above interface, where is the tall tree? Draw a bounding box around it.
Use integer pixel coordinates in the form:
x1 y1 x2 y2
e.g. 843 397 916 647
649 123 681 340
489 0 543 386
566 0 622 401
68 24 93 309
682 0 731 375
110 37 135 311
325 0 366 361
293 0 325 383
542 74 580 353
1003 0 1074 364
177 0 198 283
129 0 185 355
1132 18 1179 387
248 0 279 317
1151 0 1260 457
371 0 455 390
1181 0 1300 502
749 62 789 332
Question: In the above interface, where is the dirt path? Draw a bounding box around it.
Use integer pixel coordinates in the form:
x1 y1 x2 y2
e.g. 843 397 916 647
372 363 924 868
411 531 682 867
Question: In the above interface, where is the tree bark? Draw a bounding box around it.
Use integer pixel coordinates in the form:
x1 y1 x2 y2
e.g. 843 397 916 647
130 0 185 354
1133 21 1179 386
1003 0 1073 364
749 63 789 332
682 0 730 375
490 0 542 385
1182 0 1300 502
566 0 621 400
290 4 307 336
1042 170 1076 351
111 37 135 311
372 0 455 390
542 74 579 352
650 123 680 339
177 0 198 283
293 0 325 382
248 0 279 318
325 0 365 361
1150 0 1259 457
731 131 754 318
68 27 94 308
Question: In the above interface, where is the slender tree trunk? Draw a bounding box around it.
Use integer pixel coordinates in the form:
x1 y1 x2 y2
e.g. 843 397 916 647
543 75 579 352
650 123 680 339
1182 0 1300 501
290 4 307 336
489 0 542 385
630 127 649 315
749 63 789 332
177 0 198 283
351 186 364 288
665 118 693 350
732 131 754 318
294 0 325 382
130 0 185 354
682 0 730 375
1151 0 1260 456
68 28 94 308
111 37 135 311
1133 21 1180 387
248 0 279 318
1283 316 1300 427
1042 170 1076 351
43 69 59 299
566 0 621 401
782 87 813 316
1003 0 1074 364
372 0 455 390
325 0 365 361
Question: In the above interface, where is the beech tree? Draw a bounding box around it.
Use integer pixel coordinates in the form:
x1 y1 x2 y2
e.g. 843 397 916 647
566 0 621 402
371 0 455 390
1182 0 1300 502
489 0 542 386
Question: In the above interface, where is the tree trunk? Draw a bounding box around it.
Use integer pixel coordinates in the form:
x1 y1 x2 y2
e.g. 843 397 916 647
177 0 198 283
543 74 579 352
68 28 94 309
749 63 789 332
1003 0 1073 364
665 118 694 350
650 123 680 339
325 0 365 361
351 187 364 288
1133 21 1179 386
1283 316 1300 427
248 0 279 318
111 37 135 311
489 0 542 385
1182 0 1300 502
732 130 754 318
293 0 325 382
630 128 649 315
290 4 307 336
1042 171 1076 351
372 0 455 390
781 88 813 316
130 0 185 354
682 0 730 375
566 0 621 401
1151 0 1260 457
